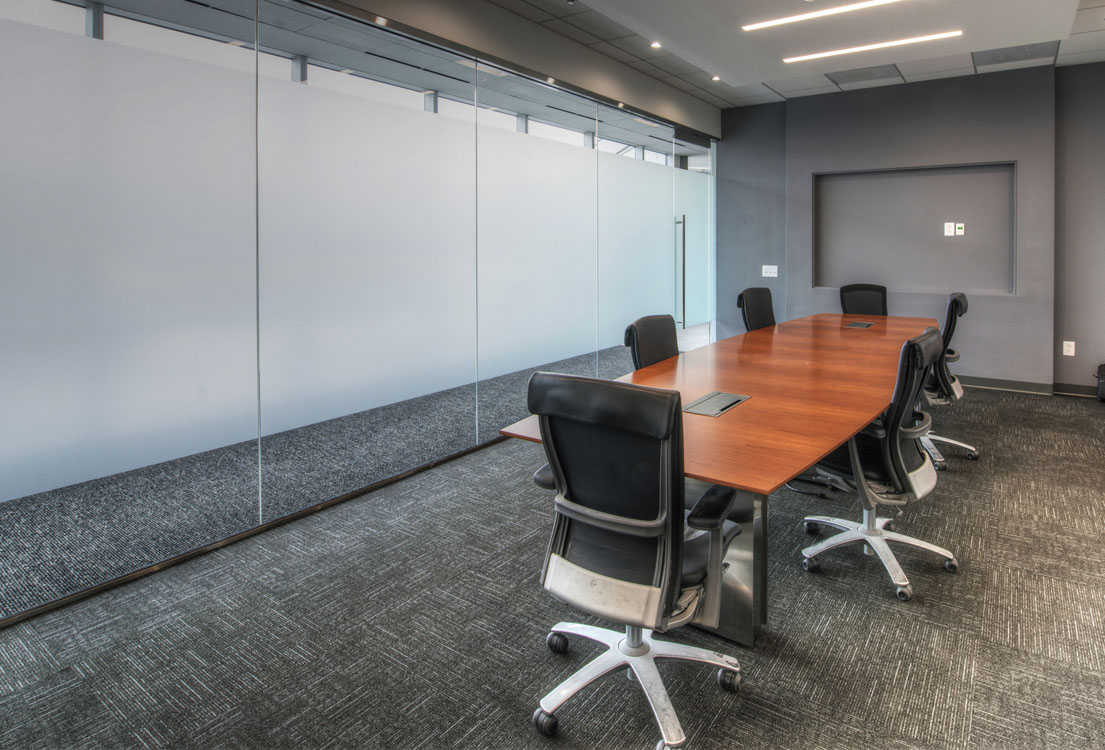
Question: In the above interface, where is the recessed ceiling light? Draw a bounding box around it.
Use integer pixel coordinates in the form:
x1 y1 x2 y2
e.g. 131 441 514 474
546 77 556 84
712 75 721 81
339 69 354 74
650 41 662 49
783 30 962 63
617 102 625 108
743 0 904 31
228 40 246 47
375 16 387 25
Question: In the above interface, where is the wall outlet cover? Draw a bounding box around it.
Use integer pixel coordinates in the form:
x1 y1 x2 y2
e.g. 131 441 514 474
762 265 778 278
944 222 955 236
1062 340 1076 356
955 222 965 236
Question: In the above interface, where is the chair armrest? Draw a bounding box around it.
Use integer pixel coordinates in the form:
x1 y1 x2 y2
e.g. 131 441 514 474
945 349 959 363
687 485 736 530
901 411 933 439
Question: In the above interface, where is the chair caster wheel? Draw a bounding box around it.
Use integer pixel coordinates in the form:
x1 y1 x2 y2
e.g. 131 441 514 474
944 558 959 573
717 668 741 692
804 521 820 535
533 708 558 736
934 462 947 472
896 584 913 602
656 740 685 750
546 632 569 653
966 452 979 460
802 557 820 572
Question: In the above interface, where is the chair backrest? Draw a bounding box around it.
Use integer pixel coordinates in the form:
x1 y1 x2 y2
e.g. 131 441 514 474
624 314 679 371
934 292 968 398
883 327 943 497
840 283 888 316
528 372 685 629
736 287 776 332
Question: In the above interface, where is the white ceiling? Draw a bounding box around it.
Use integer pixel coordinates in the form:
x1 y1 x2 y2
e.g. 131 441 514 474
491 0 1105 107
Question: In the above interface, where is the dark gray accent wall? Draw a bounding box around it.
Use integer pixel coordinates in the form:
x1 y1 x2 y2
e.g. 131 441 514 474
716 103 785 341
813 164 1016 294
718 67 1058 388
1055 62 1105 392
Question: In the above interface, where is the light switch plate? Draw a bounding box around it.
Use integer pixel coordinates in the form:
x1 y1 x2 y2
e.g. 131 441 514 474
944 222 955 236
762 265 778 278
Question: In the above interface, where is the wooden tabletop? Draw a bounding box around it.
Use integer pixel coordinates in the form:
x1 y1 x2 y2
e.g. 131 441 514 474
500 313 938 496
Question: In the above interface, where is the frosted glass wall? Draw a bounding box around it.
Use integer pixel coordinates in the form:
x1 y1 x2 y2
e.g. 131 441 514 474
0 2 713 622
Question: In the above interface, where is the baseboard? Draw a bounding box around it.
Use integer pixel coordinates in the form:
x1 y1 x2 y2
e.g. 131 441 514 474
958 376 1052 395
1053 382 1100 398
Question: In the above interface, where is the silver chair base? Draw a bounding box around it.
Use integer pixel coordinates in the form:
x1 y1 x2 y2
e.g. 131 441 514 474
802 510 958 600
538 622 741 748
927 433 979 458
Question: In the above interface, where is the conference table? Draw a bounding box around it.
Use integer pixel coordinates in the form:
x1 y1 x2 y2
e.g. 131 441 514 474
501 313 939 646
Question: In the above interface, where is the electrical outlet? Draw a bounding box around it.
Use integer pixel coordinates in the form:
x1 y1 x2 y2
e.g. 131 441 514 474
1062 340 1076 356
944 222 955 236
761 265 778 278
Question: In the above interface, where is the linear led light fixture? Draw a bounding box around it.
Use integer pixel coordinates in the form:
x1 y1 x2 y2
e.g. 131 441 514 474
743 0 904 31
784 30 962 63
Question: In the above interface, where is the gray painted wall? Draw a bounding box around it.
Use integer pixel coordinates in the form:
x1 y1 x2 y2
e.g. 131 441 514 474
1055 62 1105 393
716 103 785 341
814 164 1015 294
719 67 1058 389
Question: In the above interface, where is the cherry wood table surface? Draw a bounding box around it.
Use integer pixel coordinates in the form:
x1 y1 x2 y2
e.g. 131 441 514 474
500 313 938 496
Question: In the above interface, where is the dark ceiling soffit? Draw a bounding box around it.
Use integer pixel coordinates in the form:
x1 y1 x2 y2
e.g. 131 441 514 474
305 0 718 144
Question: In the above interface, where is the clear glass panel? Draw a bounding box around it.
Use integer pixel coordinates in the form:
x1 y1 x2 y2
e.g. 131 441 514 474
596 104 676 372
675 139 716 336
475 63 599 442
0 1 259 619
257 7 478 522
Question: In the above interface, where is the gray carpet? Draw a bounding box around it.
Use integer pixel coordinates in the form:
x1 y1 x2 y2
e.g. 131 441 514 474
0 346 633 621
1 388 1103 748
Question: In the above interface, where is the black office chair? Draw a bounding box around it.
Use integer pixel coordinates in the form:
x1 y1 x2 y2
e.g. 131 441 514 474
801 327 958 601
737 287 776 331
527 372 743 749
533 314 681 492
624 314 680 370
920 293 979 466
840 283 888 316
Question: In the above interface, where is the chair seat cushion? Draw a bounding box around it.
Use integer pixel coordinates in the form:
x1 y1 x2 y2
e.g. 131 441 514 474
817 434 891 484
532 463 556 490
685 478 755 523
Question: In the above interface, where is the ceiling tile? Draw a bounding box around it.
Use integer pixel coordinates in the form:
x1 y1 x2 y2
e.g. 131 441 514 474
1060 28 1105 53
607 34 668 59
1077 0 1105 10
728 94 787 107
540 18 601 45
660 75 704 93
556 9 634 39
1073 6 1105 32
678 71 720 88
648 55 701 76
837 77 904 91
764 74 834 93
972 41 1059 67
519 0 588 19
587 40 639 63
784 85 843 99
825 63 901 86
896 53 975 75
975 58 1054 74
1057 48 1105 64
485 0 555 23
626 59 668 78
901 67 975 83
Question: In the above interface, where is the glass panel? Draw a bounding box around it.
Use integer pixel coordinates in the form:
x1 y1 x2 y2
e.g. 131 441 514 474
596 104 675 372
675 140 716 335
475 64 599 442
0 2 259 620
257 7 478 522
